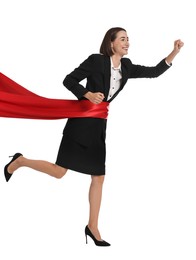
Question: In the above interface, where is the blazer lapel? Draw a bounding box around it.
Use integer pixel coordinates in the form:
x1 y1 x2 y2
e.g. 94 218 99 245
103 56 111 101
120 61 129 88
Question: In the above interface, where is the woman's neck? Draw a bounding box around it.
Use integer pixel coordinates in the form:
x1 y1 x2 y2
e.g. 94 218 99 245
111 55 122 68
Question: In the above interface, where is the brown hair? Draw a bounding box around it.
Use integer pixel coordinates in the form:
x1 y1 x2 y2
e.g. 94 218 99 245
100 27 126 56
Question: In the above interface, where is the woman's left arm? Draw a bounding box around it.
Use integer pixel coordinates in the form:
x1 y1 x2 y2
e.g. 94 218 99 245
165 39 184 65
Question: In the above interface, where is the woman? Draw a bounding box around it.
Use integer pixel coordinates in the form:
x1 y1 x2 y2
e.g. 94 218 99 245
4 27 184 246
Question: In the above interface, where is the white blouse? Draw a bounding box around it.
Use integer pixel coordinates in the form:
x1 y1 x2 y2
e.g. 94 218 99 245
107 57 122 100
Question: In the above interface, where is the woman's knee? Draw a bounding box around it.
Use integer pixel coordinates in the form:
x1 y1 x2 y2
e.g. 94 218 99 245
55 165 67 179
91 175 105 185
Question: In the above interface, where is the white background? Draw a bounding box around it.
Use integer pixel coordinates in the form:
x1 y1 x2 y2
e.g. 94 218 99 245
0 0 195 259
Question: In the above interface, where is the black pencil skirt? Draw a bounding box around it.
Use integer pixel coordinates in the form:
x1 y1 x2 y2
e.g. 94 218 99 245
55 118 107 175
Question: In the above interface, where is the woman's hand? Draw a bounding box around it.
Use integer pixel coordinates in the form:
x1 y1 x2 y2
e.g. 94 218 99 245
84 91 105 104
165 39 184 65
174 39 184 53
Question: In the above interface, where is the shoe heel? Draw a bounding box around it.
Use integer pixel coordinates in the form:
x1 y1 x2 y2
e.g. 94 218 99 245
84 225 110 247
4 153 23 182
85 234 88 244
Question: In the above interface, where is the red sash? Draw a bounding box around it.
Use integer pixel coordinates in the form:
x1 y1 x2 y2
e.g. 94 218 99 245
0 72 109 120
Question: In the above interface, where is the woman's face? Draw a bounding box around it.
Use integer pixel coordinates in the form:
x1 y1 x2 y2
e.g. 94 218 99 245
111 30 129 57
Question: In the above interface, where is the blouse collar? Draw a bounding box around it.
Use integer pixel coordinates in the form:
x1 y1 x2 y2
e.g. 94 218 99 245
110 57 121 70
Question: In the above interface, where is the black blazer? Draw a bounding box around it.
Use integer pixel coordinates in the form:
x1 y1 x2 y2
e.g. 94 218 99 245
63 54 170 102
62 54 170 146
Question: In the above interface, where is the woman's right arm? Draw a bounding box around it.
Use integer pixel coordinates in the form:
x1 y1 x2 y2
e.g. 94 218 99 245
63 54 104 103
63 55 94 99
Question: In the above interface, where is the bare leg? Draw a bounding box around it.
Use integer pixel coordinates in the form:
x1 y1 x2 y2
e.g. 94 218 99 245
7 155 67 179
88 175 105 241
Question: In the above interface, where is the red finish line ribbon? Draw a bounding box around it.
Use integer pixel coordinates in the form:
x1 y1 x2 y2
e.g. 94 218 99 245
0 72 109 119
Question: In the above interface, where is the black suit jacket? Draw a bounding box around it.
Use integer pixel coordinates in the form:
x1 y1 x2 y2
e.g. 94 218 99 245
62 54 170 146
63 54 170 102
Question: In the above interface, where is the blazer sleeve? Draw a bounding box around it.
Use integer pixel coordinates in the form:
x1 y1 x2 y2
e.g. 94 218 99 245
124 58 171 79
63 54 95 99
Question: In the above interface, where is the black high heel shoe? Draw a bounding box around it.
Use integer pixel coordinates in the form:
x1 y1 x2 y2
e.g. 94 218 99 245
4 153 23 182
85 225 110 247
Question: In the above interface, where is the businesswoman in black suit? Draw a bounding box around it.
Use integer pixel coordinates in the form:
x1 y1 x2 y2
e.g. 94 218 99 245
4 27 184 246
